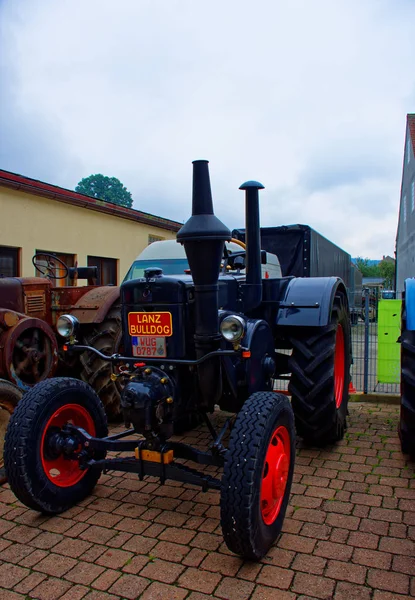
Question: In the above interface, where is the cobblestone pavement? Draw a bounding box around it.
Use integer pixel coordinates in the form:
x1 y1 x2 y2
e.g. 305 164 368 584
0 401 413 600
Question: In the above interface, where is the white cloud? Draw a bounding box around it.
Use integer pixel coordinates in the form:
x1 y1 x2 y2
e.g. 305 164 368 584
1 0 414 257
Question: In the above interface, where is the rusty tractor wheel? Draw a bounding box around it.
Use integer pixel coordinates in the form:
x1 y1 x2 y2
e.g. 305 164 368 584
0 379 23 484
221 392 295 560
4 378 107 513
79 307 123 420
288 294 351 446
2 318 58 389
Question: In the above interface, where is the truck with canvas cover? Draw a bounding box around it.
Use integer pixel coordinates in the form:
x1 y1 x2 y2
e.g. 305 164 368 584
4 160 352 560
232 224 362 322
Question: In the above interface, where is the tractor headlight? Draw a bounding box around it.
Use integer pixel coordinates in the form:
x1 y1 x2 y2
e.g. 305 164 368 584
220 315 246 343
57 315 79 339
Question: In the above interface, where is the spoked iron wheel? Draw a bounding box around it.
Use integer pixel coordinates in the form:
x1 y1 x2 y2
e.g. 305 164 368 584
12 327 55 385
221 392 295 560
4 378 107 514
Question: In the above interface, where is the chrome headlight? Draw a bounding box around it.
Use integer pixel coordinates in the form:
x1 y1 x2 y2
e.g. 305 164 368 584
57 315 79 338
220 315 246 343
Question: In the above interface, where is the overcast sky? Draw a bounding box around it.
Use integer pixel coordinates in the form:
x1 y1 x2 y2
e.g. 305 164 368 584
1 0 414 258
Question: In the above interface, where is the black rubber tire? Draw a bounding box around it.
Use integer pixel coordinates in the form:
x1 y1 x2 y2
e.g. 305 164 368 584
79 306 123 420
400 329 415 457
220 392 295 560
288 295 351 446
4 377 107 514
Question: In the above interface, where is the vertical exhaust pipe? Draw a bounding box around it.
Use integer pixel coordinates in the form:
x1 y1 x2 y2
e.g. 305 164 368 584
177 160 231 407
239 180 264 312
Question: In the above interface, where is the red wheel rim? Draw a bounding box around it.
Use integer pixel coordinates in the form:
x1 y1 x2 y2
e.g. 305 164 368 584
334 324 345 409
40 404 95 487
260 425 290 525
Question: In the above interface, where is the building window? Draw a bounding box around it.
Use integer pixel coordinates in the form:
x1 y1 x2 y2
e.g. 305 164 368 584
403 195 407 222
87 256 117 285
0 246 20 277
412 181 415 212
148 234 165 245
35 250 75 286
407 138 412 164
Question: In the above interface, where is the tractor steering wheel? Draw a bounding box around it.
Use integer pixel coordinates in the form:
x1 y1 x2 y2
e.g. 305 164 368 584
32 253 69 280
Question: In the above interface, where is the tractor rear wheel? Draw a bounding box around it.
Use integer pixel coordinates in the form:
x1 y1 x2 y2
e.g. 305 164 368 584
221 392 295 560
0 380 23 484
400 329 415 457
288 295 351 445
79 307 123 420
4 378 107 513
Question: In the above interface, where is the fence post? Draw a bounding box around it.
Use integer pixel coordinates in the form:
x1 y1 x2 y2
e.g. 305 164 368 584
363 287 370 394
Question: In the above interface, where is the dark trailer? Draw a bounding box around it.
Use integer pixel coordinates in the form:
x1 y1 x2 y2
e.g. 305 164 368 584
233 224 360 319
233 224 350 282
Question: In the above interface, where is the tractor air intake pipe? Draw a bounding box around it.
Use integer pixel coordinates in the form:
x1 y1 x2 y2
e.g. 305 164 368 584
177 160 231 408
239 180 264 312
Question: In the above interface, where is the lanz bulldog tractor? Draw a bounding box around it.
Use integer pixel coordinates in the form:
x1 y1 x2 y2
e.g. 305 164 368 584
4 160 351 559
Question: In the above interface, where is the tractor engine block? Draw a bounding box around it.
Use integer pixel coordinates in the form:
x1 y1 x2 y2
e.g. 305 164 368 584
121 366 176 441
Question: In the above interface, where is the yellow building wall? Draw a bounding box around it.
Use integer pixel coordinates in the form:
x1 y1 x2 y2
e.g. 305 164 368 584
0 187 177 282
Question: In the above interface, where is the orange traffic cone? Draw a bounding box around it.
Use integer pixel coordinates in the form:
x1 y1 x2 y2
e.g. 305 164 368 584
349 381 357 394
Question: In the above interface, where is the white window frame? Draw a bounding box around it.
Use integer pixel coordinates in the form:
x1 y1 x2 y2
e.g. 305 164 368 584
403 195 407 222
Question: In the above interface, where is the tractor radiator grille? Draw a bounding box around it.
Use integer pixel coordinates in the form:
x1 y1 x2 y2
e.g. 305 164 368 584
25 293 46 315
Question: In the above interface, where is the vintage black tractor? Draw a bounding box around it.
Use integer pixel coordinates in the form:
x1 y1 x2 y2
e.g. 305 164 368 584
399 278 415 458
4 160 351 560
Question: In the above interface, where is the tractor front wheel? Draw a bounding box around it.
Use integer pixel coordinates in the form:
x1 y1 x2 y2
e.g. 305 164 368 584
4 378 107 513
220 392 295 560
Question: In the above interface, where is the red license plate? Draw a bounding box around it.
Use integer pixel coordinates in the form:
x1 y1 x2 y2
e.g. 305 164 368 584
128 311 173 337
132 336 167 357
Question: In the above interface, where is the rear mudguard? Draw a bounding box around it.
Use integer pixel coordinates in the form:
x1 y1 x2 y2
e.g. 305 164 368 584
275 277 349 327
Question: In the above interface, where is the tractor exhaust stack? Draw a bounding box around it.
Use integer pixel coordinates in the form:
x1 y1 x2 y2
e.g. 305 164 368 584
177 160 231 407
239 180 264 312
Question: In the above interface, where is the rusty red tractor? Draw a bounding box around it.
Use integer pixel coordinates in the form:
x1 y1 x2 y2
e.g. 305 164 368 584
4 161 352 560
0 255 122 416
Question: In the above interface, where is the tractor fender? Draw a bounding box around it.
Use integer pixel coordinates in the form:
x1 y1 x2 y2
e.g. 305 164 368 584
275 276 349 327
404 278 415 331
70 286 120 324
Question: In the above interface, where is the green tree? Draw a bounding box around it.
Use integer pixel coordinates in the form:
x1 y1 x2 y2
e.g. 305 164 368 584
379 259 395 289
76 174 133 208
355 257 381 278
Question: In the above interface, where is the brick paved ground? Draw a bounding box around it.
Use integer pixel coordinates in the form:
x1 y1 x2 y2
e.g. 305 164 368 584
0 401 413 600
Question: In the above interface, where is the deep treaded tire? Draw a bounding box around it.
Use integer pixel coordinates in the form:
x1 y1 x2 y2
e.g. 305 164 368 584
288 295 351 445
400 329 415 457
221 392 295 560
4 378 107 514
79 307 122 420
